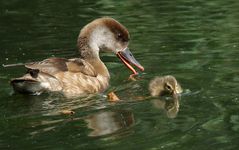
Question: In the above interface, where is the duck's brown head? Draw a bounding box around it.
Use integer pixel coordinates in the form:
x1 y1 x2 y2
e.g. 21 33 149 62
78 17 144 75
149 75 182 97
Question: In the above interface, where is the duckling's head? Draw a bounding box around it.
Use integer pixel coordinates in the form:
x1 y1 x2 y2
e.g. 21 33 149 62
78 17 144 75
149 75 182 97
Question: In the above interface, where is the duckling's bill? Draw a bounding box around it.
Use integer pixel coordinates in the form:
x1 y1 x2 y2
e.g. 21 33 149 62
117 47 144 75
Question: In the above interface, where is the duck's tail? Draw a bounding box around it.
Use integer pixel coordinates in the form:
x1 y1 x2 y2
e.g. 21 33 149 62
10 70 63 95
11 75 45 95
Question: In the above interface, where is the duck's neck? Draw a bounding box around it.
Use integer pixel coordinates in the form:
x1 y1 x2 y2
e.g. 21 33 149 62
88 59 110 79
78 36 98 59
77 36 110 78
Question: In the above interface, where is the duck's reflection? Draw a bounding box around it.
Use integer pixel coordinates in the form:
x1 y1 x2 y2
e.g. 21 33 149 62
85 110 134 137
152 95 180 118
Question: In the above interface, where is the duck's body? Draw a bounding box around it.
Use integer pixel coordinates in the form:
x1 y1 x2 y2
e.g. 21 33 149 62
10 17 144 98
12 58 109 97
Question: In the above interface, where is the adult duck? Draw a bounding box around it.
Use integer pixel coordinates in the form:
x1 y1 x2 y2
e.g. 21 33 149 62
10 17 144 98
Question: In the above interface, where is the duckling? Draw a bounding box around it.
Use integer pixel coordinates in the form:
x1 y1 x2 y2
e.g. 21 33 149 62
149 75 182 97
9 17 144 98
149 75 182 118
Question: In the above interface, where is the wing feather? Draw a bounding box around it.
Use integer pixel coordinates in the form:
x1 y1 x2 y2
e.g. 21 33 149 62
25 57 97 77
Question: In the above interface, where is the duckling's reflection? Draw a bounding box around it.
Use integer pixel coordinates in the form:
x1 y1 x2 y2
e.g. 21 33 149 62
152 96 180 118
85 110 134 137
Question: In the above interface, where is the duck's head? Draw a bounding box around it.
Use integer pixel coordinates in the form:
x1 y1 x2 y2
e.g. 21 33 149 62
77 17 144 75
149 75 182 97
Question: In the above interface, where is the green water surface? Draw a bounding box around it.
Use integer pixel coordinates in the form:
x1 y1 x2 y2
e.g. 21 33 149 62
0 0 239 149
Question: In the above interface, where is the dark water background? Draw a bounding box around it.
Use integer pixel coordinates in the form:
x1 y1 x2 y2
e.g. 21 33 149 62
0 0 239 149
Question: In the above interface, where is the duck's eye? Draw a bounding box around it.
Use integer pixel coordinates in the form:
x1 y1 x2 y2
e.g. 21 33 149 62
117 32 129 42
117 33 122 38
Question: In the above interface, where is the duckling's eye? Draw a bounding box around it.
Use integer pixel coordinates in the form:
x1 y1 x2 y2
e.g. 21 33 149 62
165 84 172 91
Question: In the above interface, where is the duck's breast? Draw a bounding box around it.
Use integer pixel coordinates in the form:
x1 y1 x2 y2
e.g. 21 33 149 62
55 72 109 97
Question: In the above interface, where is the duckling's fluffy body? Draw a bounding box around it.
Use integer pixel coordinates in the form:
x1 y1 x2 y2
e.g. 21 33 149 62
149 75 182 97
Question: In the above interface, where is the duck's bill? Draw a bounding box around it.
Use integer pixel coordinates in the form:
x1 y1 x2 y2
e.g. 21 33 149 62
117 47 144 75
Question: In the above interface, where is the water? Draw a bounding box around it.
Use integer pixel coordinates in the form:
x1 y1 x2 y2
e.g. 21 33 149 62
0 0 239 149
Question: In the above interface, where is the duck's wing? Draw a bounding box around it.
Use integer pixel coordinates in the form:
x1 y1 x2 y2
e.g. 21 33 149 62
25 57 97 77
11 57 99 95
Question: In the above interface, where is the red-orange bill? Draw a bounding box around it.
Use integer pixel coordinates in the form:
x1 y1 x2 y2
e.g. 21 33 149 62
117 47 144 75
